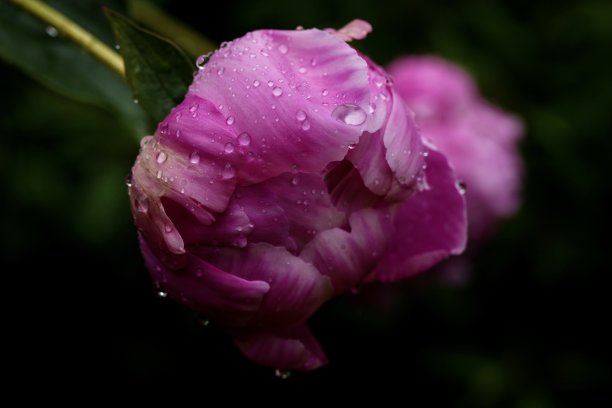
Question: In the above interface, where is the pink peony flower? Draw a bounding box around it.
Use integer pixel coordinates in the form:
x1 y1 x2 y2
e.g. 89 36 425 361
128 22 467 371
389 56 523 241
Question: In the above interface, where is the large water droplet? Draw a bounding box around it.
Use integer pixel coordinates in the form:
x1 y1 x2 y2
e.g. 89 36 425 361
226 116 235 125
238 132 251 146
332 104 367 126
189 151 200 164
275 369 291 379
296 110 307 121
224 142 235 154
272 87 283 97
156 151 167 164
278 44 288 54
301 120 311 131
195 52 211 69
253 80 261 87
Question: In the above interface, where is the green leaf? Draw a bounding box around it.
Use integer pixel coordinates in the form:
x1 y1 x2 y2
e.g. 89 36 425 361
0 0 148 139
104 9 195 125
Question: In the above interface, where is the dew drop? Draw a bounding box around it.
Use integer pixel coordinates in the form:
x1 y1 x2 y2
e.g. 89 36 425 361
238 132 251 146
195 53 211 69
125 173 133 187
332 104 367 125
224 142 235 154
321 89 329 96
296 110 307 121
189 151 200 164
226 116 235 125
456 180 467 195
275 369 291 379
217 67 225 75
222 163 236 179
156 170 162 179
189 102 199 113
253 79 261 87
272 87 283 97
278 44 288 54
267 80 274 87
156 151 167 164
291 176 300 186
164 224 173 233
298 67 307 74
45 26 58 37
157 290 168 298
301 120 311 131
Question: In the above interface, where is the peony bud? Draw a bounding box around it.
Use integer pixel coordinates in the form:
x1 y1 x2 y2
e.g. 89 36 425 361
129 23 467 371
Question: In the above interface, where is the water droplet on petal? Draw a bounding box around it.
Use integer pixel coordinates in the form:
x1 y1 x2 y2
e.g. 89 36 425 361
267 80 274 87
296 110 307 121
253 80 261 87
156 151 167 164
226 116 235 125
301 120 311 131
164 224 173 233
222 163 236 179
157 290 168 298
275 369 291 379
298 67 307 74
189 151 200 164
332 104 367 125
272 87 283 97
278 44 288 54
195 53 211 69
224 142 235 154
456 180 467 195
291 176 300 185
217 67 225 75
238 132 251 146
45 26 58 37
125 173 133 187
156 170 163 179
189 102 199 113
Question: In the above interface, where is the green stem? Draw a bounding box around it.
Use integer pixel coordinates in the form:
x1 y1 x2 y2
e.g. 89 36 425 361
9 0 125 78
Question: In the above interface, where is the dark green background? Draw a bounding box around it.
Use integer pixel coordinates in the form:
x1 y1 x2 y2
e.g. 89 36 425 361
1 0 610 403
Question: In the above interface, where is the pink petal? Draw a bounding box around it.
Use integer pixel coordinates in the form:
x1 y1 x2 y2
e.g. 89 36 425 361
188 28 373 183
140 236 270 328
234 325 327 371
300 208 394 294
373 146 467 281
333 19 373 42
233 172 345 251
193 243 333 330
388 55 477 124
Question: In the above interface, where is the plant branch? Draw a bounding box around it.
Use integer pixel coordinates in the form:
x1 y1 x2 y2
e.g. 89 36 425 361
9 0 125 78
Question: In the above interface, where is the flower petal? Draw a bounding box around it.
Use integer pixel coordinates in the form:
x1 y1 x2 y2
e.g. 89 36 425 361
300 208 393 294
373 146 467 281
234 172 344 251
193 243 333 330
188 28 372 182
140 236 270 327
333 19 373 42
234 324 327 371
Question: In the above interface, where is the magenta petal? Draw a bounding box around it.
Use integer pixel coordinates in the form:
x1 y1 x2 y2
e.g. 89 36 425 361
140 236 270 327
188 28 372 182
235 325 327 371
194 243 333 329
234 172 344 251
373 146 467 281
300 208 393 294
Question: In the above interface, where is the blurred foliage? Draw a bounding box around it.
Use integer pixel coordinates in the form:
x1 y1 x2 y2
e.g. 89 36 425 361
1 0 611 403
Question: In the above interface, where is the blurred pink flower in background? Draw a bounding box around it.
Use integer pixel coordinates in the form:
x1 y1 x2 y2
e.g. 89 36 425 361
389 56 523 242
128 23 467 371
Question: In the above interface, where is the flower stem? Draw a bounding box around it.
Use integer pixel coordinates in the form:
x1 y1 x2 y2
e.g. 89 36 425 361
9 0 125 78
